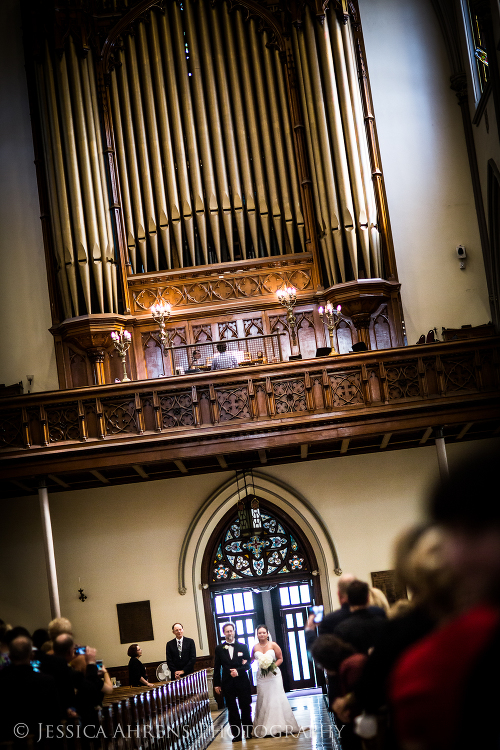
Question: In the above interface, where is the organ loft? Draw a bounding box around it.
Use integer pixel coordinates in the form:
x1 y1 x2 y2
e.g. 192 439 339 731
0 0 499 693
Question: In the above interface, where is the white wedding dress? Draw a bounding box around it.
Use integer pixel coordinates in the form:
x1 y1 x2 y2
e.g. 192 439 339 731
252 649 301 737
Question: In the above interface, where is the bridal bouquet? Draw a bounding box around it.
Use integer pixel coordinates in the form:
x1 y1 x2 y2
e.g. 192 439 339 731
255 651 277 677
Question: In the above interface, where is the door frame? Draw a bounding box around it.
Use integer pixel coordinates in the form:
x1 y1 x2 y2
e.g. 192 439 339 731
201 499 323 665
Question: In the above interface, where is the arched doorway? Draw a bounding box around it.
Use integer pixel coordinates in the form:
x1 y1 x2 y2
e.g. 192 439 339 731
201 499 323 692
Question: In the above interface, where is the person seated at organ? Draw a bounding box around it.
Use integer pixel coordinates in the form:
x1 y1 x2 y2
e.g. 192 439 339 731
186 350 203 373
127 644 154 688
210 342 239 370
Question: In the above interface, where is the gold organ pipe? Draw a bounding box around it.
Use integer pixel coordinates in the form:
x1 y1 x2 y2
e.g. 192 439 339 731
328 15 370 277
249 23 283 253
41 47 79 315
341 19 382 278
210 3 248 259
304 14 351 281
136 22 171 269
110 70 137 273
263 34 295 253
116 50 148 271
126 34 159 271
235 11 271 254
159 11 195 266
171 2 208 264
294 27 337 283
186 0 224 262
291 29 325 253
36 62 73 319
80 54 114 310
273 47 305 252
221 4 258 257
149 12 183 268
66 40 104 312
56 50 92 311
87 55 118 310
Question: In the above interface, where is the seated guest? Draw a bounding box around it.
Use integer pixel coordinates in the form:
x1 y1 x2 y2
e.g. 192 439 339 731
334 580 386 654
186 350 203 373
166 622 197 679
0 635 60 744
210 342 239 370
128 643 154 687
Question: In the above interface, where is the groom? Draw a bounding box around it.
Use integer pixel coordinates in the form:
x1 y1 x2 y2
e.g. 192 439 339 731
213 622 253 742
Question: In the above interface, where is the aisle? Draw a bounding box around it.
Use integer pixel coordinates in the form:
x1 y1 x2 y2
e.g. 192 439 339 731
210 694 342 750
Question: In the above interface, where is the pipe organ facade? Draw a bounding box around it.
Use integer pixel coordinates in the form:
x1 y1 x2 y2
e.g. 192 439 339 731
23 0 403 388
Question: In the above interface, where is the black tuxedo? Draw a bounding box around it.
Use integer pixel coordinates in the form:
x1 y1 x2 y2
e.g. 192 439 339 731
213 640 252 739
166 636 197 678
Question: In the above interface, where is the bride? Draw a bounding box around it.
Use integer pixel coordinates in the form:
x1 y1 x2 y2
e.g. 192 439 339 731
251 625 301 738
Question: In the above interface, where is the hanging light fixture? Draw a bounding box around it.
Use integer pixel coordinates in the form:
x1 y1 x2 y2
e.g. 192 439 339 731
236 470 263 538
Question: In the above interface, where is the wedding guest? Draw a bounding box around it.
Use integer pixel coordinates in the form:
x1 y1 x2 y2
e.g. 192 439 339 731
127 644 154 687
166 623 197 679
210 343 239 370
390 448 500 750
0 635 60 744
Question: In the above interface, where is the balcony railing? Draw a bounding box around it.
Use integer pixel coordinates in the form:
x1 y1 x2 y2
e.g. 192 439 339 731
1 337 499 484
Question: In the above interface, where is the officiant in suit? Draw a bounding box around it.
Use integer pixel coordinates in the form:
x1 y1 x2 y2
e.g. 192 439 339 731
213 622 253 742
166 623 197 679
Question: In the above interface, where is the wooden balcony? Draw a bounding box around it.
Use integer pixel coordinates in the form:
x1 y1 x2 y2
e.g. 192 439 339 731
1 337 499 498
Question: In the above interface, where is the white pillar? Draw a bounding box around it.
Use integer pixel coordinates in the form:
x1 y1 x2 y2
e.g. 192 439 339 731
434 428 449 481
38 480 61 618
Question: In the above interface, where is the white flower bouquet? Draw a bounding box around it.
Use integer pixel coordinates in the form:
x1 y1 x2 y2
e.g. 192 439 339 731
255 650 277 677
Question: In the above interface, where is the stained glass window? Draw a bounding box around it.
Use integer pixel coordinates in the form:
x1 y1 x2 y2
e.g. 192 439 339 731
210 507 309 582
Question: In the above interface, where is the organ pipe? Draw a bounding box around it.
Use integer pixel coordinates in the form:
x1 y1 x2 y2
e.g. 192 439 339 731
149 11 183 268
136 22 171 270
235 10 271 255
171 2 208 264
115 50 148 272
56 50 92 311
249 22 283 253
159 10 196 266
126 34 160 270
184 0 222 262
327 14 371 277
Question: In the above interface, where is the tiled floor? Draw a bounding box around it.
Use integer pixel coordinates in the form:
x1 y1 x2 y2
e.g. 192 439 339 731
210 694 342 750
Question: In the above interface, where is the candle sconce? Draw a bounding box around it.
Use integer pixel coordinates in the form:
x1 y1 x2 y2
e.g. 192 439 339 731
111 330 132 381
150 301 172 349
277 286 301 358
318 303 342 355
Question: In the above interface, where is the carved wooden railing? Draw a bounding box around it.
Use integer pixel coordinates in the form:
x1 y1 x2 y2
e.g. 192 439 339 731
0 338 499 479
98 670 213 750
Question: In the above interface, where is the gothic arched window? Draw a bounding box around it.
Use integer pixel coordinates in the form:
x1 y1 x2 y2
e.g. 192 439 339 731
211 507 309 582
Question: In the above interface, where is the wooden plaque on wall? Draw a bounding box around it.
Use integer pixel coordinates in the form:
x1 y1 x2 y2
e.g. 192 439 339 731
371 570 408 604
116 600 154 644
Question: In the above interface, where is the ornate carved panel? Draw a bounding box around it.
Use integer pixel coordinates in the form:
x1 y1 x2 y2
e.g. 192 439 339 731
101 398 137 435
371 306 393 350
273 378 307 414
329 371 364 407
218 321 238 340
243 318 264 336
0 410 24 448
442 355 477 393
192 324 213 343
130 262 313 313
385 362 421 400
336 320 354 354
45 404 81 443
158 392 195 429
216 387 252 422
68 347 90 388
